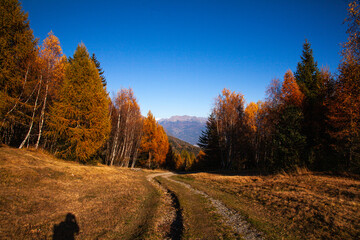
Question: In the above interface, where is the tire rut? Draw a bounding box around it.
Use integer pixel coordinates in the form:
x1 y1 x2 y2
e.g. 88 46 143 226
161 173 264 240
147 173 183 240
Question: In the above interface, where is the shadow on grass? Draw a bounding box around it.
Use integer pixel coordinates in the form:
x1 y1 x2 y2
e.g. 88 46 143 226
53 213 80 240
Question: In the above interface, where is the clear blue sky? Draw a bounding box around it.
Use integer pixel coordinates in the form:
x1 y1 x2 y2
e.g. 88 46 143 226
21 0 348 119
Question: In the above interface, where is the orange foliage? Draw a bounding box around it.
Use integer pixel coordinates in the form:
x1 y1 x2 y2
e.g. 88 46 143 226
245 102 259 132
140 111 169 168
214 88 246 168
281 70 304 107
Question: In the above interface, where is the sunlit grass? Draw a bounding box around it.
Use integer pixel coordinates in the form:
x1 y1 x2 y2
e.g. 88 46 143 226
173 171 360 239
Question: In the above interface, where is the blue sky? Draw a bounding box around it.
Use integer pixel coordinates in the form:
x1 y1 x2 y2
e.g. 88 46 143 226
22 0 348 119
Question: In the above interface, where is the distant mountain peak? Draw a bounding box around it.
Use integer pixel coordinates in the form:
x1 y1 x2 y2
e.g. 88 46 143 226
159 115 207 123
158 115 207 145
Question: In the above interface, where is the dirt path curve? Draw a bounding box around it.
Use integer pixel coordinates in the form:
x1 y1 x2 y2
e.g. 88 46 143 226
147 172 183 240
149 172 264 240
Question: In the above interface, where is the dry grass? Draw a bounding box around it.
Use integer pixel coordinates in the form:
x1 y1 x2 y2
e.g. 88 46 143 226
0 146 162 239
174 171 360 240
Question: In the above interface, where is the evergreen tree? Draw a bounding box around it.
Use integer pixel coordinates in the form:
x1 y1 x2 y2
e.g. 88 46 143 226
165 144 176 170
198 113 222 169
0 0 37 145
295 40 325 167
295 40 320 98
273 105 306 171
91 53 106 87
47 43 110 162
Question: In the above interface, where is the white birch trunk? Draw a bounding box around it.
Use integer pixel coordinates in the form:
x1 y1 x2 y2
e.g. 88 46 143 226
109 111 121 166
19 75 42 149
35 77 48 149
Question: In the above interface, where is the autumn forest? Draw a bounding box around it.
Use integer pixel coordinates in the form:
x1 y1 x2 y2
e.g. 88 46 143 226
1 0 360 175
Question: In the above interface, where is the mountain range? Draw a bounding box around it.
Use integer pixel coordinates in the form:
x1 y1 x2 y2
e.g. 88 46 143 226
158 115 207 145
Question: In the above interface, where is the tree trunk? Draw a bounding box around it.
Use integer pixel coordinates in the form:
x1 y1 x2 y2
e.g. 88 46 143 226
148 152 152 169
35 78 48 149
109 111 121 166
19 75 42 149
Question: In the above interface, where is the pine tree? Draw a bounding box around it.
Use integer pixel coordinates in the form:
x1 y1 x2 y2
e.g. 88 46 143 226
0 0 37 145
47 43 110 162
91 53 106 87
295 40 320 99
295 40 325 167
198 113 222 169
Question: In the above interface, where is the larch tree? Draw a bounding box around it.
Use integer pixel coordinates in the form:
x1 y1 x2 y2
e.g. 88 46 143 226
329 0 360 172
244 102 260 168
47 43 110 162
0 0 37 145
154 123 169 167
140 111 169 168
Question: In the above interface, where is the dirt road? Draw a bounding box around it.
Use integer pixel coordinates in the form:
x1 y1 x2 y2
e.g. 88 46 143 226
147 172 264 240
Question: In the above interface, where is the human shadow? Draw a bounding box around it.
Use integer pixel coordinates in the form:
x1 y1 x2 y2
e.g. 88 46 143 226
52 213 80 240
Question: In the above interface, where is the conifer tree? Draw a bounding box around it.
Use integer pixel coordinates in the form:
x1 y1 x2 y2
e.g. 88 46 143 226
295 40 320 99
295 40 325 167
0 0 37 144
91 53 106 87
47 43 110 162
198 113 222 169
140 111 169 168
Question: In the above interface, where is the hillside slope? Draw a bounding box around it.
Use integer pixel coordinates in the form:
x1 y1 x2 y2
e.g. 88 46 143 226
168 135 200 156
0 146 165 239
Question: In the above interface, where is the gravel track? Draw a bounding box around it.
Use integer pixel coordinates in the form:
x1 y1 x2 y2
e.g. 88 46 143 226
151 172 264 240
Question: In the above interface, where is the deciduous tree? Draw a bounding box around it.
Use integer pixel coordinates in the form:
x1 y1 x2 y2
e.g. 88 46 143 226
328 0 360 172
107 88 143 167
213 88 246 169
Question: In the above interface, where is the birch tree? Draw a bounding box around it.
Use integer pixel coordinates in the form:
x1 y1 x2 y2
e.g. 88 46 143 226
107 88 143 167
